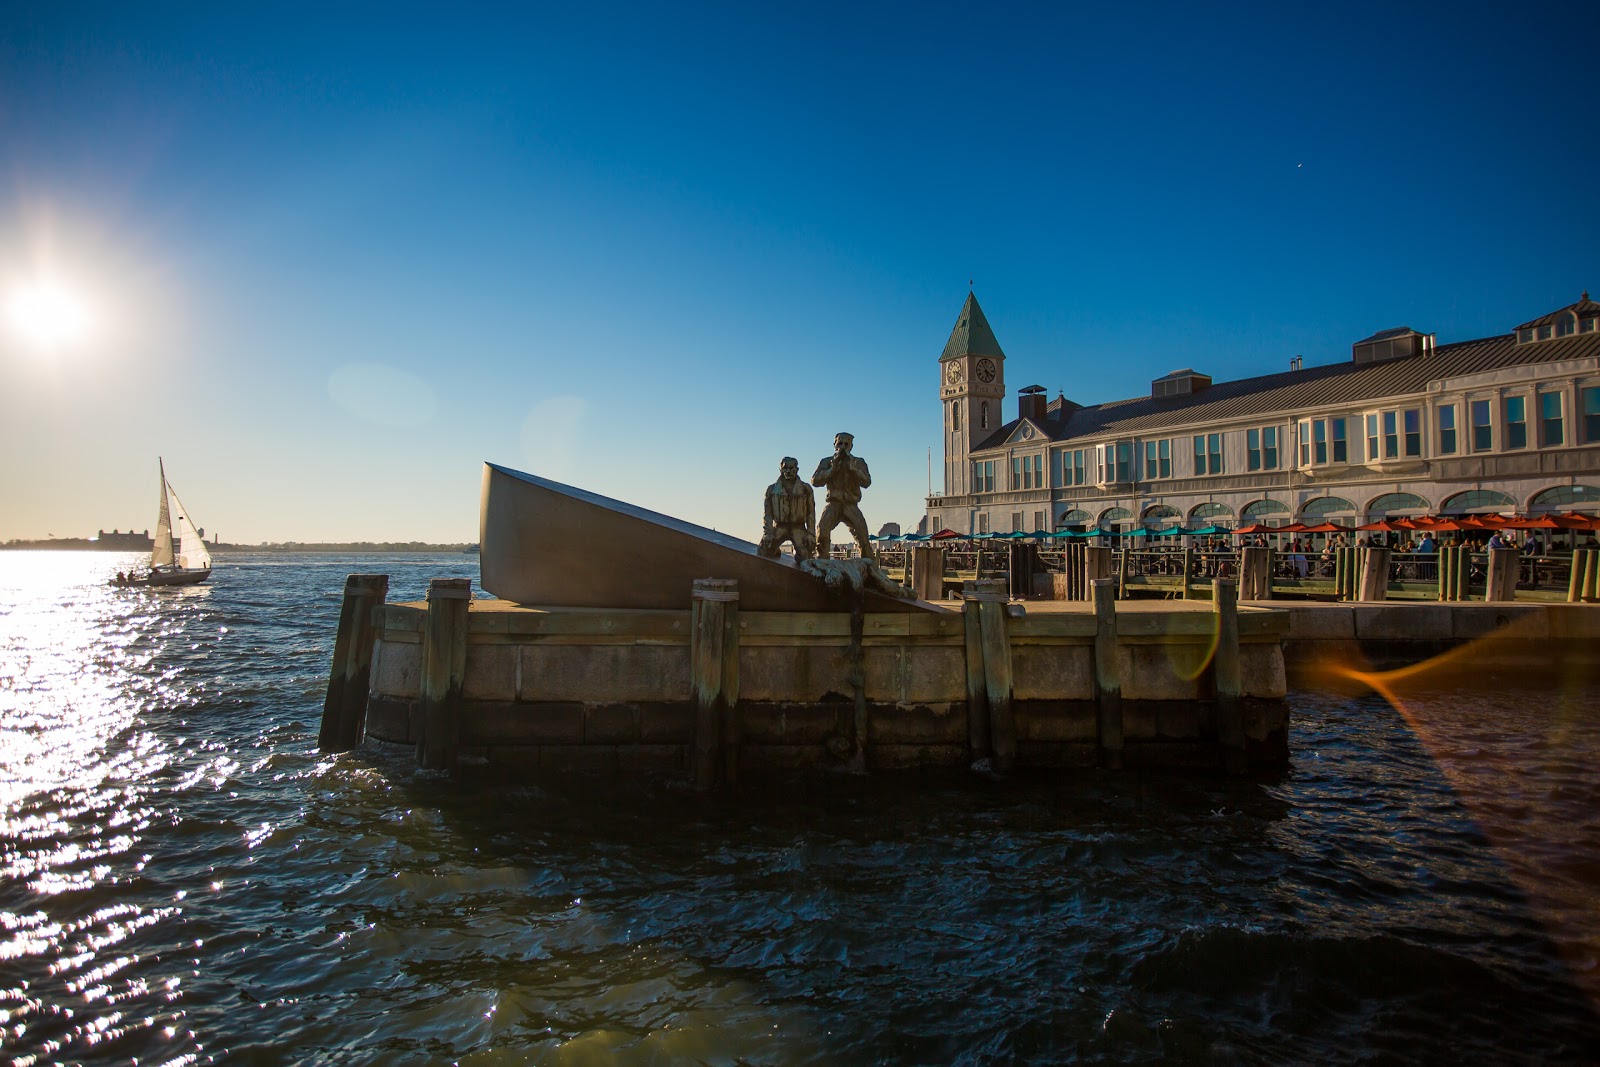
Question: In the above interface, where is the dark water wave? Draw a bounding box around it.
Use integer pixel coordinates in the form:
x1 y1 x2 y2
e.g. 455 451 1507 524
2 552 1598 1064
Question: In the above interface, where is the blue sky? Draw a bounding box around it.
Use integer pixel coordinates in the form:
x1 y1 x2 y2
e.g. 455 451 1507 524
2 3 1595 543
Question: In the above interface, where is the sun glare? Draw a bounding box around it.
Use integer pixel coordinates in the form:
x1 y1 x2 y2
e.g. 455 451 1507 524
7 283 92 349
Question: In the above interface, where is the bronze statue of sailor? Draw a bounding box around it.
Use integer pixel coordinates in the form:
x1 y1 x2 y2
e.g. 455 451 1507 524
758 456 816 561
812 431 874 560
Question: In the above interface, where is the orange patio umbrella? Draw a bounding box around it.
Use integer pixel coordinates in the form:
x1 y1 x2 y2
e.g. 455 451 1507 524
1301 521 1355 533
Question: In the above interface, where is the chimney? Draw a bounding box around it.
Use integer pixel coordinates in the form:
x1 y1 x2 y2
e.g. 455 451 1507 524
1017 384 1047 422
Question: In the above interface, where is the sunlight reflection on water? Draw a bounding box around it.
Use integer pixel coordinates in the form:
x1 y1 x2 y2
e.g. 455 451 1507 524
1 550 1598 1064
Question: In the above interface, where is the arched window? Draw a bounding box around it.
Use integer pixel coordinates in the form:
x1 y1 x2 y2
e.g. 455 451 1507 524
1301 496 1357 518
1366 492 1430 514
1142 504 1181 528
952 403 961 431
1441 489 1515 513
1189 502 1235 521
981 402 990 429
1098 507 1132 529
1057 508 1093 527
1241 498 1290 521
1530 484 1600 510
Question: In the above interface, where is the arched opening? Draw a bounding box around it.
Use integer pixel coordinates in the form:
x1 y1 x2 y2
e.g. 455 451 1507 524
981 402 990 429
1241 498 1291 526
1529 484 1600 512
1440 489 1515 514
1057 508 1092 531
1301 496 1358 521
1098 506 1132 533
1142 504 1181 530
1366 491 1430 516
1188 501 1235 526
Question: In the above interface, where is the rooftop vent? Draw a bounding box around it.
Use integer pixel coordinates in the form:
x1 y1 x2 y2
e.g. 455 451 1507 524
1352 326 1434 364
1017 384 1048 422
1151 368 1212 398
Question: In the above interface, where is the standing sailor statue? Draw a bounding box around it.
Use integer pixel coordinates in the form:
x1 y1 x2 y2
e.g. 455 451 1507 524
812 431 874 561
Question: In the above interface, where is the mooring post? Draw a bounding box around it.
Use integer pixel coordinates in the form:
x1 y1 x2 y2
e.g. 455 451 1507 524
1566 548 1585 603
1456 545 1473 601
1485 547 1518 602
1358 547 1392 602
1117 545 1129 599
910 545 944 602
1582 547 1600 603
417 577 472 772
1333 548 1347 601
1213 578 1245 774
1180 547 1194 599
1091 578 1122 769
1439 546 1454 602
690 578 739 789
318 573 390 753
1264 547 1276 600
971 579 1015 771
962 580 992 761
1239 546 1267 600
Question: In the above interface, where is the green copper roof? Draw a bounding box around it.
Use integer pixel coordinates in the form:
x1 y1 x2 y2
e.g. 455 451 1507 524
939 292 1005 362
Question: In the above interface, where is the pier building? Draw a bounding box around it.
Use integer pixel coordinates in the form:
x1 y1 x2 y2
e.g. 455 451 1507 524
926 292 1600 537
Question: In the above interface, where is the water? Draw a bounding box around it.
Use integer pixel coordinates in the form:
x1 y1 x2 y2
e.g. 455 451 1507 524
2 551 1598 1065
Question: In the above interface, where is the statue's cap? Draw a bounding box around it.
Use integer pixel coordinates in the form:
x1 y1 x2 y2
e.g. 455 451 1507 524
834 431 854 441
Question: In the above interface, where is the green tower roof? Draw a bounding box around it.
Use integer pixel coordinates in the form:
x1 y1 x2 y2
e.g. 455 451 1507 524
940 292 1005 362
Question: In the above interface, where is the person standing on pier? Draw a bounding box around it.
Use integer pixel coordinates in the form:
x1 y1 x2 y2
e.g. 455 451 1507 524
812 432 874 560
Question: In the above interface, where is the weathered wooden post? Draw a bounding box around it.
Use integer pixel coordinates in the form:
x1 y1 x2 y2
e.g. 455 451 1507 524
1456 545 1473 601
1084 545 1112 598
1239 546 1269 600
910 545 944 602
1180 547 1194 599
1583 547 1600 603
1264 547 1277 600
962 580 992 761
1438 547 1454 602
1117 544 1130 599
975 579 1016 771
690 578 740 789
1567 549 1585 603
1485 547 1519 602
1333 548 1348 601
417 577 472 771
319 573 390 753
1358 547 1392 602
1091 578 1123 769
1213 578 1245 774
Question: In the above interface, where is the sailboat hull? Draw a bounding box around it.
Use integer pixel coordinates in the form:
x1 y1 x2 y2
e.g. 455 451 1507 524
146 567 211 587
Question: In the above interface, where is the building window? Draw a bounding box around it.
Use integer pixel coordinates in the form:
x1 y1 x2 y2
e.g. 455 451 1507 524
1403 409 1421 456
1192 433 1223 475
1012 456 1023 489
952 404 961 431
1471 400 1492 451
1034 454 1044 488
973 460 995 492
1505 396 1527 449
981 402 990 429
1382 411 1398 458
1098 442 1132 483
1540 392 1564 446
1366 414 1379 460
1033 510 1045 531
1059 448 1087 487
1248 426 1278 471
1584 387 1600 443
1144 439 1171 479
1011 511 1023 532
977 512 990 534
1438 404 1457 454
1557 315 1576 337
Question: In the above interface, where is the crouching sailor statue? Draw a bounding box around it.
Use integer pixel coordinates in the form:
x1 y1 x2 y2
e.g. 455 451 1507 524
758 456 816 561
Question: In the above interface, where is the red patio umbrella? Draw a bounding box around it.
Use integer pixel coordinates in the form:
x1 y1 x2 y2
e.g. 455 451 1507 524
1561 511 1600 530
930 529 961 540
1301 521 1354 533
1232 522 1281 536
1276 522 1309 533
1355 520 1395 531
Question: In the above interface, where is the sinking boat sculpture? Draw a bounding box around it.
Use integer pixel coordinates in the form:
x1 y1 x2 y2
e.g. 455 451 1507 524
478 462 945 613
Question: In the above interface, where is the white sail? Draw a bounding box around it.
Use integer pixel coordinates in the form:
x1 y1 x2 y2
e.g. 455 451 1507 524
167 482 212 571
150 458 175 568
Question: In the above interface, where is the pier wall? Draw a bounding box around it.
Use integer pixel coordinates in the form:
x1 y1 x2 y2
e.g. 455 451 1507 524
360 599 1290 777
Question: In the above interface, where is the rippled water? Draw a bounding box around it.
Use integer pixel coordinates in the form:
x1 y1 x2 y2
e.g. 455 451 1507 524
2 551 1598 1065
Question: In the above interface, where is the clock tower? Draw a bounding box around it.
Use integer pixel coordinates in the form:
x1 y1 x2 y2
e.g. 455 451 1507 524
938 292 1006 496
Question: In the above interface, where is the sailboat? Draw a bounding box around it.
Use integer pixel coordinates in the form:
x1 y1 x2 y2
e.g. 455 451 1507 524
142 458 213 586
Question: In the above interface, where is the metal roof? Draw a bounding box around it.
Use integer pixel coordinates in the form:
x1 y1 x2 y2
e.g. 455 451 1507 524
973 329 1600 451
939 292 1006 362
1515 293 1600 330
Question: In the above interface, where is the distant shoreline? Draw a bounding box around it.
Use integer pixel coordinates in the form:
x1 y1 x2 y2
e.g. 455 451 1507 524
2 539 479 554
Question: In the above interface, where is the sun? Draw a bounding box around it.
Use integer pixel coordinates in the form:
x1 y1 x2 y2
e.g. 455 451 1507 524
6 283 92 349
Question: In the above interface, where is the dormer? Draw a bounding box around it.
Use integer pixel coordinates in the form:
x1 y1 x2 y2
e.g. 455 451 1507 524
1151 368 1211 398
1352 326 1433 364
1515 291 1600 344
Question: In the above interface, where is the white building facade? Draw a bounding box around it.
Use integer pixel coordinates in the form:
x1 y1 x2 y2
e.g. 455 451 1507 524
925 292 1600 536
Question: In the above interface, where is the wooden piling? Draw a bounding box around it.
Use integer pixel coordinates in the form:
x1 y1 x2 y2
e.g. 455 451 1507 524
1181 547 1194 599
1439 546 1454 602
1485 547 1519 602
690 578 740 789
1584 548 1600 603
962 581 991 760
1264 547 1276 600
417 577 472 771
1239 546 1269 600
319 573 390 753
910 545 944 602
1117 545 1130 599
1213 578 1245 774
1358 547 1391 602
1333 548 1348 601
1091 578 1123 769
1567 548 1585 603
1455 545 1472 601
974 580 1015 771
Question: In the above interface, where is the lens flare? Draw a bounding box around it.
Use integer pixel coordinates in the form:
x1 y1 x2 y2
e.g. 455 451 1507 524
6 284 92 349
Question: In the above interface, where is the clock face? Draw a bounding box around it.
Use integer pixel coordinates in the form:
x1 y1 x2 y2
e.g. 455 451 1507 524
946 362 964 385
976 358 996 383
